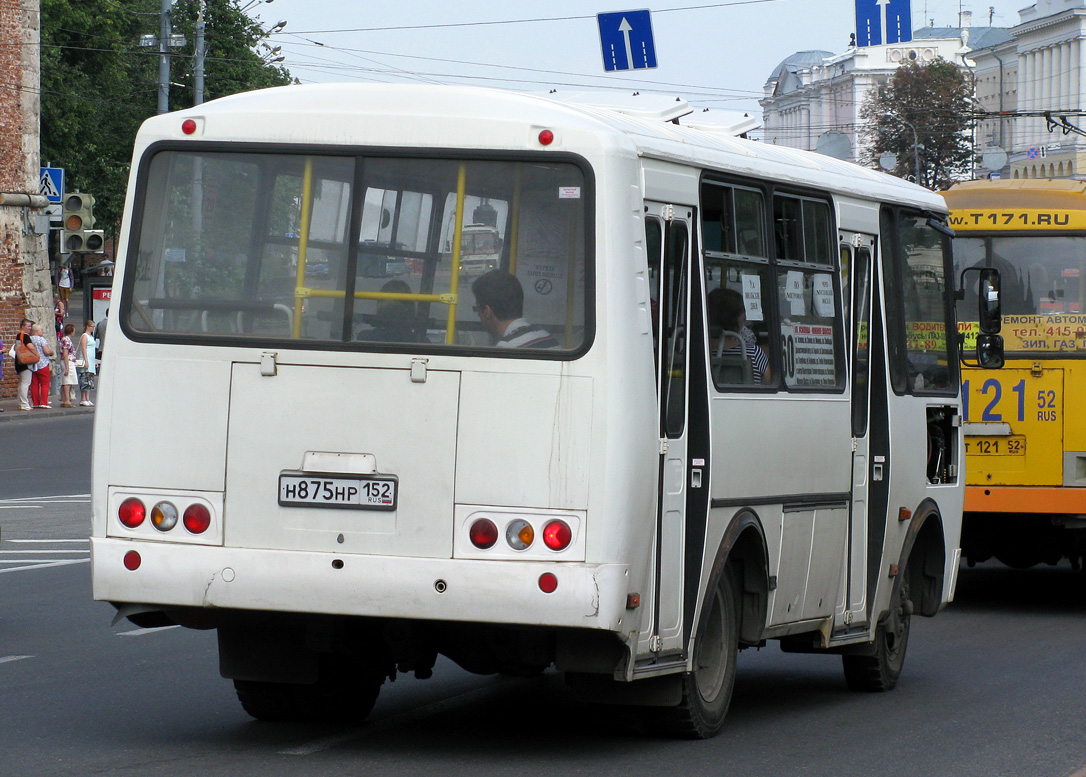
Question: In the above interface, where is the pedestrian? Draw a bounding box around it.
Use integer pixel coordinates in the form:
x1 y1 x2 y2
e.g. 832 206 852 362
54 295 65 336
77 319 97 407
30 323 55 409
11 318 37 411
57 264 72 312
59 323 78 408
94 307 108 372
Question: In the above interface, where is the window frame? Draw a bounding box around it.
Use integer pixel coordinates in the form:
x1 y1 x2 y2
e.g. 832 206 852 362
119 141 597 361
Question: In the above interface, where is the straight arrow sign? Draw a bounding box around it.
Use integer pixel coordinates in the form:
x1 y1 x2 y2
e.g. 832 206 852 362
598 10 658 72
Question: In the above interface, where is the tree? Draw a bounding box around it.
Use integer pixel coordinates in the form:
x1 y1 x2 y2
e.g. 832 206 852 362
40 0 293 242
860 58 975 190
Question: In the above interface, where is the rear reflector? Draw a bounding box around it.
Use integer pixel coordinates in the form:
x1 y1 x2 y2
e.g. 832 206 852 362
538 573 558 593
123 550 141 571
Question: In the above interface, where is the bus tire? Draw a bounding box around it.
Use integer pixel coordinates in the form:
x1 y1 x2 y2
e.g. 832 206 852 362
842 571 912 692
234 656 383 724
234 679 299 722
656 567 739 739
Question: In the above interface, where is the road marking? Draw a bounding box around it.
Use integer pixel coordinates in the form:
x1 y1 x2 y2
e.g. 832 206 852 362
279 682 511 756
0 558 89 574
116 626 180 637
9 539 89 543
2 549 90 554
0 494 90 503
0 655 33 665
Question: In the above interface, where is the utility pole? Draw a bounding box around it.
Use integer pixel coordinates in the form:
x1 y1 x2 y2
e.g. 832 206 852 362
157 0 171 114
194 0 206 105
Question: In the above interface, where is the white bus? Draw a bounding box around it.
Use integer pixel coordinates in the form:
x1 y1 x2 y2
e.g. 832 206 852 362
90 84 999 738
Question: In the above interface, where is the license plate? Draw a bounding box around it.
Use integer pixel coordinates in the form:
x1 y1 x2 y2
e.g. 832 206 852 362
964 436 1026 456
278 473 398 511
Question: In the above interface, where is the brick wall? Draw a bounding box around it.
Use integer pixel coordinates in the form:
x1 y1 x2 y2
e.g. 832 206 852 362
0 0 49 398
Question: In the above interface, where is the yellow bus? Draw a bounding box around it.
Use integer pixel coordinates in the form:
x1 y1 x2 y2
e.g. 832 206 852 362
943 179 1086 569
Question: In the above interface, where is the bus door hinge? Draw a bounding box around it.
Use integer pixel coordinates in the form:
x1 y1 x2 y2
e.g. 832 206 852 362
260 352 277 377
650 635 663 652
662 204 675 222
851 438 859 453
659 438 669 455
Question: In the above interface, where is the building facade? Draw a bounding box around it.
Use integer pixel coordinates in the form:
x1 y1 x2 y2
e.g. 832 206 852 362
0 0 51 400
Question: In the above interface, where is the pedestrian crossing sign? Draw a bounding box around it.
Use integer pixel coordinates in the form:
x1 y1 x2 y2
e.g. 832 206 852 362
39 167 64 203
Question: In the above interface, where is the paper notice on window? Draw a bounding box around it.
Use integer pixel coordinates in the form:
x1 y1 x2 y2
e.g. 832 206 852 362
813 273 835 317
781 322 837 388
741 273 764 322
785 270 805 316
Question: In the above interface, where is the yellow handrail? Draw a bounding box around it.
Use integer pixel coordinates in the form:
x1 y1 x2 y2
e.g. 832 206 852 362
445 163 467 344
292 157 314 338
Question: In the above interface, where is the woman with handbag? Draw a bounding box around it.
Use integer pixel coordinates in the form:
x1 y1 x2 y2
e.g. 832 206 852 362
29 323 55 409
13 318 38 411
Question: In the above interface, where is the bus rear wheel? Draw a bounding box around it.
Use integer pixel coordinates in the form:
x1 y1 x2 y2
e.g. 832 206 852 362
234 655 383 724
842 573 912 692
656 568 739 739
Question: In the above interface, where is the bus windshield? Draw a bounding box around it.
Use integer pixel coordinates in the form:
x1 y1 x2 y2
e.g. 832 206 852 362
954 235 1086 355
124 150 589 354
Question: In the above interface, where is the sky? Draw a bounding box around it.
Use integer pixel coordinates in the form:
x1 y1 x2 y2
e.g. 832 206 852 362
254 0 1030 119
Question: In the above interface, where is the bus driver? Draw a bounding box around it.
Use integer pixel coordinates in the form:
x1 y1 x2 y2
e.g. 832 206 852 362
471 270 559 349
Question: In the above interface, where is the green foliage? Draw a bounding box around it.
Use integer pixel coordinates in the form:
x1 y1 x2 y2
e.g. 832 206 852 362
41 0 293 242
860 58 976 190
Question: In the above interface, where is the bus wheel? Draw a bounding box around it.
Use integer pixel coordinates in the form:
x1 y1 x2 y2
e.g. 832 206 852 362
843 572 912 692
656 568 739 739
234 679 299 722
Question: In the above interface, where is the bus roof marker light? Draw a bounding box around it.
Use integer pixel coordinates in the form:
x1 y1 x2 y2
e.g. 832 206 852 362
539 573 558 593
118 497 146 529
181 119 197 135
542 520 572 551
538 129 554 146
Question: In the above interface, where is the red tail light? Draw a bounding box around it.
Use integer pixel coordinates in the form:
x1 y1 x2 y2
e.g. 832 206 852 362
542 520 572 551
118 497 146 528
469 518 498 549
183 503 211 534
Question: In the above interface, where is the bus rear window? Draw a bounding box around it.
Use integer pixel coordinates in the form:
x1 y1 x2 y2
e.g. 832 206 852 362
125 150 590 355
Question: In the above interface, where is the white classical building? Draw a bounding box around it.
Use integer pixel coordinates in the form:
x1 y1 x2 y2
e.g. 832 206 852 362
764 2 1086 181
970 0 1086 179
760 19 1011 167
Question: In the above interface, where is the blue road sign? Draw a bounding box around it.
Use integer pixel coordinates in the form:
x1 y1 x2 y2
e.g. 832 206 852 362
855 0 912 47
598 10 657 72
39 167 64 203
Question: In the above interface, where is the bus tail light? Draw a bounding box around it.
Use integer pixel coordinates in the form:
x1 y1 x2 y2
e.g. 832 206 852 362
150 501 179 532
183 503 211 534
469 518 498 549
542 520 572 551
506 519 534 550
118 497 146 528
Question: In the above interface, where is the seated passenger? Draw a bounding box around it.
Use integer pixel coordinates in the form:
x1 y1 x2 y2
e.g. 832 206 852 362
707 287 770 384
357 279 423 343
471 270 558 349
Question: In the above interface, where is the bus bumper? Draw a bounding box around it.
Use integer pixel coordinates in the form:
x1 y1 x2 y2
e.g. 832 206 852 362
965 486 1086 514
90 537 631 632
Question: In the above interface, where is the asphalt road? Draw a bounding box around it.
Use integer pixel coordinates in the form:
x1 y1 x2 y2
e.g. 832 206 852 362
2 416 1086 776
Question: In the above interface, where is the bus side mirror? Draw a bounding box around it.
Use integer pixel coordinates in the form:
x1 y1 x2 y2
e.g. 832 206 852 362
976 333 1004 369
978 268 1001 334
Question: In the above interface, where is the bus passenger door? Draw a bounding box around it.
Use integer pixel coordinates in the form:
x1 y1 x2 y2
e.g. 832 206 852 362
840 234 878 630
646 204 702 657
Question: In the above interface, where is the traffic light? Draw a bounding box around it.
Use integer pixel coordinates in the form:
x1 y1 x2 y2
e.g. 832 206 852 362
61 193 95 252
84 229 105 253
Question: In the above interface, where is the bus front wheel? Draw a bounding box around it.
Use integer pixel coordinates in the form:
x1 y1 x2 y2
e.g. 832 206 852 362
656 567 739 738
842 572 912 692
